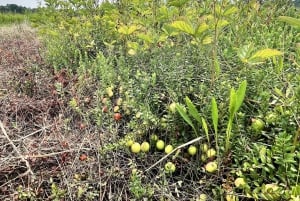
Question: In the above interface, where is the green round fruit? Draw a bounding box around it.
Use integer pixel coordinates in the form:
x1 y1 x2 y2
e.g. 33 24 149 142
188 145 197 156
205 161 218 173
164 145 174 154
126 140 134 147
207 148 216 158
198 194 207 201
251 118 265 132
168 102 177 113
234 177 246 188
131 142 141 153
150 134 158 142
200 143 208 152
164 162 176 173
140 141 150 152
156 140 165 150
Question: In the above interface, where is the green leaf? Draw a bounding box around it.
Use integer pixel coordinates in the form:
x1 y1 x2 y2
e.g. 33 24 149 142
278 16 300 28
223 6 238 16
235 80 247 113
211 98 218 135
249 49 283 61
201 117 209 143
195 23 209 36
185 96 202 124
176 103 197 135
118 25 139 35
170 20 195 36
229 88 237 119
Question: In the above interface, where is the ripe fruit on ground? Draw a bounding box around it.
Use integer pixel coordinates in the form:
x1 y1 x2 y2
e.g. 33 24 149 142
164 145 173 154
197 194 207 201
251 118 265 132
156 140 165 150
131 142 141 153
205 161 218 173
234 177 246 188
141 141 150 152
106 87 113 97
164 162 176 173
116 98 122 106
113 106 119 112
114 113 122 121
188 145 197 156
102 106 108 113
207 148 216 158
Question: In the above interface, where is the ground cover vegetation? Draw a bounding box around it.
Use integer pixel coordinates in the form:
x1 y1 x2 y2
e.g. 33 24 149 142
0 0 300 200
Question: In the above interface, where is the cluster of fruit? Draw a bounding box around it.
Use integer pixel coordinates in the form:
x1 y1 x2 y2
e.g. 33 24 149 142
126 135 219 174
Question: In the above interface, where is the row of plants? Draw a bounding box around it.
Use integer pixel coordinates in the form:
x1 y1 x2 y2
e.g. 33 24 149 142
19 0 300 200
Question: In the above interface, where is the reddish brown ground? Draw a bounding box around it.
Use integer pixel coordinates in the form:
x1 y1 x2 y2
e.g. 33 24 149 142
0 23 103 200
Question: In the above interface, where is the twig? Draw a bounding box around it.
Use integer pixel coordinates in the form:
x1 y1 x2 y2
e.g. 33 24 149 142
0 121 35 181
10 148 92 159
2 124 53 147
145 136 204 172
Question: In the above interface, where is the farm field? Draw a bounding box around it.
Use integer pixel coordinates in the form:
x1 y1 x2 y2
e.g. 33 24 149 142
0 0 300 200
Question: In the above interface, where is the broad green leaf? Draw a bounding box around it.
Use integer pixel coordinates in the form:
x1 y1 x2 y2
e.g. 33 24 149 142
211 98 218 135
185 97 201 124
176 103 197 135
224 6 238 16
195 23 209 36
170 20 195 36
216 19 229 28
278 16 300 28
137 33 154 44
229 88 236 119
235 80 247 113
162 24 179 36
249 49 283 61
118 25 139 35
201 117 210 143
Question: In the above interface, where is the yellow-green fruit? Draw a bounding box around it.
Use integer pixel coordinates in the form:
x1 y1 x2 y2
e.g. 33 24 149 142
164 162 176 173
116 98 122 106
200 143 208 152
156 140 165 150
113 106 119 112
126 140 134 147
197 194 207 201
188 145 197 156
226 194 238 201
131 142 141 153
251 118 265 132
207 148 216 158
201 154 207 162
164 145 173 154
205 161 218 173
150 134 158 142
234 177 246 188
141 141 150 152
106 87 113 97
168 102 177 113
